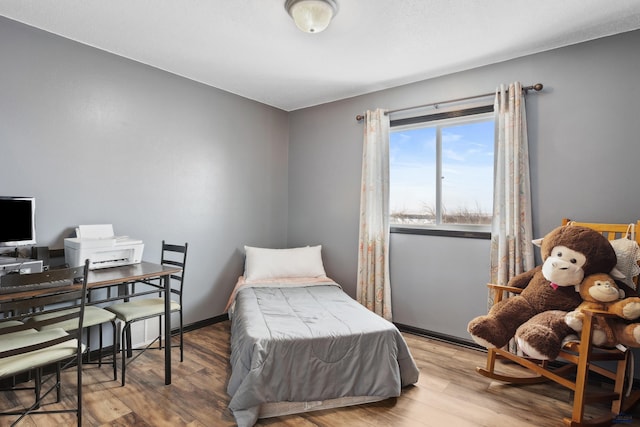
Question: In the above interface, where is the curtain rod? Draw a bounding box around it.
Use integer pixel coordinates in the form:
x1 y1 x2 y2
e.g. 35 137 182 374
355 83 543 122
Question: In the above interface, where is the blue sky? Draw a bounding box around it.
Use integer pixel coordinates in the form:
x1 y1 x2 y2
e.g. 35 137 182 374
389 119 494 215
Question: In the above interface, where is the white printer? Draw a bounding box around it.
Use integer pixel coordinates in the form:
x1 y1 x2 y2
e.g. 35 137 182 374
64 224 144 270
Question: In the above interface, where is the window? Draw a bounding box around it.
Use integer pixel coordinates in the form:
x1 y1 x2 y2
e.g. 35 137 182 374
389 105 494 237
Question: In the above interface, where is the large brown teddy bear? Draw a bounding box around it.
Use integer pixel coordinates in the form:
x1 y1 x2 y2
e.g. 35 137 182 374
468 224 619 360
565 273 640 348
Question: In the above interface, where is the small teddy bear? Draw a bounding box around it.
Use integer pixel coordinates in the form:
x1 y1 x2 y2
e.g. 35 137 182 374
565 273 640 347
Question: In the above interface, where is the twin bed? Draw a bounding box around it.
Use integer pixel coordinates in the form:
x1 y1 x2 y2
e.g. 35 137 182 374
225 245 420 427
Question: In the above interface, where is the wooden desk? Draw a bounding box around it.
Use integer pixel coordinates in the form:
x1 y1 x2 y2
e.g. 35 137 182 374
87 262 181 385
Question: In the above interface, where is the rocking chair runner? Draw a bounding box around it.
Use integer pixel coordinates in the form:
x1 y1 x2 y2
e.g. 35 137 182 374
477 219 640 427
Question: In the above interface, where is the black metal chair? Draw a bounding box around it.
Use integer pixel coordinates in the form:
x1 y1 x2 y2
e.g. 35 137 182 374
26 294 117 381
106 241 187 386
0 260 90 426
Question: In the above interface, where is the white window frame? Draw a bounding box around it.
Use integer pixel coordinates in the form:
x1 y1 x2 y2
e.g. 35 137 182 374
389 105 494 238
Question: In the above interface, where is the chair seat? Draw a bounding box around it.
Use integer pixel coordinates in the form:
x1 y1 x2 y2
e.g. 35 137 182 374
0 320 38 336
28 306 116 331
106 298 180 323
0 321 25 329
0 328 85 377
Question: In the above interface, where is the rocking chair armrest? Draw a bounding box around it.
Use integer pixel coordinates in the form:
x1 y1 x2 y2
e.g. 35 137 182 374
579 307 619 319
486 283 523 294
486 283 523 306
580 308 620 319
567 307 624 354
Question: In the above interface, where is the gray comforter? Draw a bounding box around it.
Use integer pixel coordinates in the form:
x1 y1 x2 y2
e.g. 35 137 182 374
227 281 420 427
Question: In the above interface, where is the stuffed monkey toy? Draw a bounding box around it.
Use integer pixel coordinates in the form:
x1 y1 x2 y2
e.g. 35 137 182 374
468 224 619 360
565 273 640 348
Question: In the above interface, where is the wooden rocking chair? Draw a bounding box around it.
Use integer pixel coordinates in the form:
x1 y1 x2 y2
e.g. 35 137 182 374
477 219 640 426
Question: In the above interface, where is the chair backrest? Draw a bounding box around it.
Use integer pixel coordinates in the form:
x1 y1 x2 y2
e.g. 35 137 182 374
160 241 188 301
562 218 640 287
0 261 89 365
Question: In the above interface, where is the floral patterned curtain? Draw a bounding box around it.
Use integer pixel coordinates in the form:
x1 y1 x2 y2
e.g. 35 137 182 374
357 108 392 321
490 82 535 300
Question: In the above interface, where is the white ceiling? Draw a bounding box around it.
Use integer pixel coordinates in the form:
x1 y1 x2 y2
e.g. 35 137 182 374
1 1 640 111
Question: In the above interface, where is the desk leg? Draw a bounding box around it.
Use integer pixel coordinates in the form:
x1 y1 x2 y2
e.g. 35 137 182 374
118 283 133 358
164 274 171 385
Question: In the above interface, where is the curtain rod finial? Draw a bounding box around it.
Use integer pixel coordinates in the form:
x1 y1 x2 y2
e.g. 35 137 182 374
533 83 543 91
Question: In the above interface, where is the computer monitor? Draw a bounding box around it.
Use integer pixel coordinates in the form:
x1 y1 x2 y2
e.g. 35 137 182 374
0 196 36 247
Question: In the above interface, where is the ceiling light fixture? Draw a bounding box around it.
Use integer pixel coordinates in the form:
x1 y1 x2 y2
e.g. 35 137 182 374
285 0 338 34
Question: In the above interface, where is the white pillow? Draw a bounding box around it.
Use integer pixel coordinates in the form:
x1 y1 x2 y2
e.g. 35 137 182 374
610 238 640 289
244 245 327 282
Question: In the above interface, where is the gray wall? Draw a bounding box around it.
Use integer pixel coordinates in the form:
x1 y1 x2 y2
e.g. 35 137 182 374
0 16 289 325
288 29 640 343
3 14 640 349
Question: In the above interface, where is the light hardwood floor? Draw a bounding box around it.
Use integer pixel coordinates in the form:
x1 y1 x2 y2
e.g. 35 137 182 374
2 321 640 426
